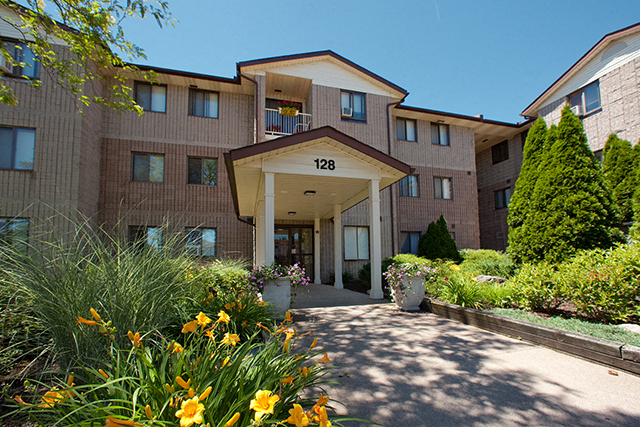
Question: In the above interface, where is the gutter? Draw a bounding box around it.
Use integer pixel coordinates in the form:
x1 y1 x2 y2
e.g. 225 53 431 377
386 95 408 255
240 74 259 144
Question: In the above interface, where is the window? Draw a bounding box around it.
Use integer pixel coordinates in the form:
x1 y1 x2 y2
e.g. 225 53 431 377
344 226 369 260
569 81 601 115
134 82 167 113
0 127 35 170
189 89 218 118
1 40 40 79
132 153 164 183
188 157 217 186
397 118 417 141
431 123 450 146
492 140 509 165
399 175 419 197
400 232 420 255
340 91 366 121
0 218 29 253
129 226 162 252
593 149 603 163
186 228 216 257
434 177 452 199
495 187 512 210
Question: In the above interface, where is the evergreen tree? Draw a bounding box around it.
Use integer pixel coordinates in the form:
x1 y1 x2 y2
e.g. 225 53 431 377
602 134 636 223
418 215 461 262
630 142 640 239
527 105 621 263
507 117 547 263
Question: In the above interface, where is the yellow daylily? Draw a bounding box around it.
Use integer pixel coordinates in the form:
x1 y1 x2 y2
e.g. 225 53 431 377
196 312 212 326
175 396 205 427
39 388 63 408
224 412 240 427
249 390 279 422
319 353 331 365
77 316 99 326
182 321 199 334
222 333 240 347
310 338 318 350
286 403 309 427
89 308 102 322
313 406 332 427
284 311 292 322
281 376 295 384
176 376 192 390
217 310 230 324
127 331 142 347
172 343 184 354
98 369 109 379
199 386 212 401
104 416 142 426
145 405 154 419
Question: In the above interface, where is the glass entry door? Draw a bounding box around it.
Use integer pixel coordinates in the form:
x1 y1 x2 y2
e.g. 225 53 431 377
274 226 314 281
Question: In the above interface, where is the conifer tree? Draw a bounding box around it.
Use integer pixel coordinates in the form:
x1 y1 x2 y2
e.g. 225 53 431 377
602 134 636 223
418 215 461 262
630 142 640 239
507 117 547 263
527 105 621 263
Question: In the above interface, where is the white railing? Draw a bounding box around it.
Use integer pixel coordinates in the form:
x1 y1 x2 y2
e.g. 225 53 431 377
265 108 312 137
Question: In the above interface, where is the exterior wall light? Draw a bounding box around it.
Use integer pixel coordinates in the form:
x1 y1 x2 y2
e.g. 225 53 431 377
288 211 296 216
304 191 316 196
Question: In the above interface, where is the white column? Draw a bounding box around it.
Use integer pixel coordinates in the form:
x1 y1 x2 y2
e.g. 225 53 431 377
264 172 275 265
314 217 321 284
369 179 383 299
255 201 265 267
333 204 343 289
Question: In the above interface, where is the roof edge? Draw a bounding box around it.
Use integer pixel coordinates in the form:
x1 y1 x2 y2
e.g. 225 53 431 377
124 63 241 84
396 105 527 128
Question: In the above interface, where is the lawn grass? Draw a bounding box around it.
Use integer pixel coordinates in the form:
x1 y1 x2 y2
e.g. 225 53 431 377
488 308 640 347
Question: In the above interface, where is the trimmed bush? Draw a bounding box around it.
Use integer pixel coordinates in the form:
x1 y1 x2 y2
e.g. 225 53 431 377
602 134 636 223
506 263 562 311
418 215 461 262
460 249 517 278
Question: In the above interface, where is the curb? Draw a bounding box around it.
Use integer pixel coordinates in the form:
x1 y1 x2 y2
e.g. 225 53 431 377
421 299 640 376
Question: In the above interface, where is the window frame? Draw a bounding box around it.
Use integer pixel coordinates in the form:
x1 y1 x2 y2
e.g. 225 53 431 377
491 140 509 165
398 174 420 197
494 187 512 210
188 88 219 118
132 152 165 183
569 80 601 116
0 217 29 253
129 226 163 252
0 126 35 171
185 227 217 257
134 81 167 113
397 118 417 141
433 176 453 200
344 225 369 261
187 157 218 186
1 39 40 79
340 91 367 122
400 231 420 255
430 123 450 146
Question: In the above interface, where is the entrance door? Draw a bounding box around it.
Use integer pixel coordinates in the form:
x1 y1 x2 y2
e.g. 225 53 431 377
274 225 314 281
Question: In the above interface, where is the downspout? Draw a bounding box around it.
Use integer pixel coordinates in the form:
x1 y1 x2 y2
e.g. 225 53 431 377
240 74 259 144
386 95 407 255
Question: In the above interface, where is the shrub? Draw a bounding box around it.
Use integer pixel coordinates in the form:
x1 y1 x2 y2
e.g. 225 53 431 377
506 263 562 311
439 273 482 309
357 262 371 285
602 134 637 223
475 281 516 308
8 309 342 427
418 215 461 262
460 249 517 278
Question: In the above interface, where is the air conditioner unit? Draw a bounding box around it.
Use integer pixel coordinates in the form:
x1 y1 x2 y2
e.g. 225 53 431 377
570 104 583 116
341 107 352 117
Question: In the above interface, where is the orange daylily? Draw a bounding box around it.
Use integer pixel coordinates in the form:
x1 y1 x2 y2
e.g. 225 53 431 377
196 312 212 326
319 353 331 365
182 320 199 333
77 316 99 326
313 405 332 427
224 412 240 427
176 376 192 390
217 310 230 324
287 403 309 427
127 331 142 347
222 333 240 347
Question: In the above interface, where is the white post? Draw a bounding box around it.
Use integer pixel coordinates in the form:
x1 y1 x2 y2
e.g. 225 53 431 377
255 201 265 267
333 204 343 289
264 172 275 265
369 179 383 299
314 217 321 284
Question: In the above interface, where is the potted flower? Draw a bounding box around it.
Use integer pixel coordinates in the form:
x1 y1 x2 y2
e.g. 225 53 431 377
245 262 310 314
383 261 436 311
277 100 302 117
266 124 282 132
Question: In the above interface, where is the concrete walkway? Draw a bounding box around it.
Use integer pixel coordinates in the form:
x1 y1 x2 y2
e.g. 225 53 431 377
291 284 640 426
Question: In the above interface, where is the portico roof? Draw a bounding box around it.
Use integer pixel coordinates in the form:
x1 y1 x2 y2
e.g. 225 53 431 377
224 126 413 220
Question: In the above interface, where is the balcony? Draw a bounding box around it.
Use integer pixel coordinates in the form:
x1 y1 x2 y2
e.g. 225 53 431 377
265 108 312 139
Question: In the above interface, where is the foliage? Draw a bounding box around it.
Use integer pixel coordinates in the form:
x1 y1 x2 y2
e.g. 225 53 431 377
631 142 640 240
196 258 251 295
357 262 371 285
508 117 548 263
6 309 344 427
459 249 517 278
0 219 198 369
0 0 173 112
417 215 461 262
383 259 436 303
475 281 516 308
439 273 482 309
489 308 640 347
506 263 562 311
602 134 637 223
245 262 310 293
525 105 622 263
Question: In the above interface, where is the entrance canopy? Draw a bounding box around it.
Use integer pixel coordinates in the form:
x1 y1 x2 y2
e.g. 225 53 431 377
224 126 412 220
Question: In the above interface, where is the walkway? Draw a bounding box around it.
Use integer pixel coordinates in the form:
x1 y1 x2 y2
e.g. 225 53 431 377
291 284 640 426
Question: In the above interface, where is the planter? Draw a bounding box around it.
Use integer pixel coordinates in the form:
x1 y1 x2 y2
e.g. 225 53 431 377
278 107 299 117
392 276 425 311
262 277 292 315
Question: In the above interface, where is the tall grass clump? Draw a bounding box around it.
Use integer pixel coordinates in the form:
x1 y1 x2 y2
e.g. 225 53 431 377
0 218 199 368
459 249 517 278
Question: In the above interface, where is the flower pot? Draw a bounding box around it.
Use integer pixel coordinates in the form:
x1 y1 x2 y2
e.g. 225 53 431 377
392 276 425 311
262 277 291 315
278 107 299 117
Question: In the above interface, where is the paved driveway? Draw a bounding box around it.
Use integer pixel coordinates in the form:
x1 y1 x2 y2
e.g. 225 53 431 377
291 284 640 426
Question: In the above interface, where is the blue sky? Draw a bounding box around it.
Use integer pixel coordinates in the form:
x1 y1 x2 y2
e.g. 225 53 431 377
119 0 640 123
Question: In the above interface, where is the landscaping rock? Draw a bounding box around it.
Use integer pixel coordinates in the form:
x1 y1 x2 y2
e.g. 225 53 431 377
475 274 507 283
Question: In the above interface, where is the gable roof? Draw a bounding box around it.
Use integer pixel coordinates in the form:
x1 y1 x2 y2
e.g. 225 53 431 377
522 22 640 117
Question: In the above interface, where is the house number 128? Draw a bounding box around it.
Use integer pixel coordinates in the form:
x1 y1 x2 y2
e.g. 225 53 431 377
314 158 335 170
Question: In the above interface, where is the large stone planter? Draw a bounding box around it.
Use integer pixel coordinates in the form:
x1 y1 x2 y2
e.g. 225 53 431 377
392 276 425 311
262 277 291 315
